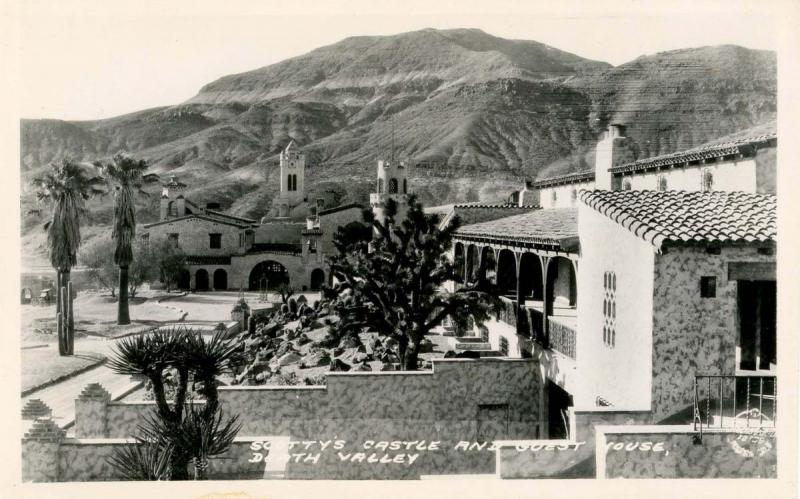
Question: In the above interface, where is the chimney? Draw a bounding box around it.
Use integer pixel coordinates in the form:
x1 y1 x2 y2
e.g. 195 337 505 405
595 123 634 190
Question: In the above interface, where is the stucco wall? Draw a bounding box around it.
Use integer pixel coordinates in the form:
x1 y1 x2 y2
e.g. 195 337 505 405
253 221 304 245
576 203 654 411
650 246 775 421
623 158 757 192
538 181 594 209
756 146 777 194
318 206 363 256
599 427 776 478
145 217 243 255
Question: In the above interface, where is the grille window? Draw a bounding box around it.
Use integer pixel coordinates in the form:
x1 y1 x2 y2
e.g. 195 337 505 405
700 276 717 298
603 271 617 348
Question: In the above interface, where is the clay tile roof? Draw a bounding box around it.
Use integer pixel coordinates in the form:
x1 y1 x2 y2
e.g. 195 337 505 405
610 121 777 174
579 190 776 250
454 208 579 251
531 170 595 189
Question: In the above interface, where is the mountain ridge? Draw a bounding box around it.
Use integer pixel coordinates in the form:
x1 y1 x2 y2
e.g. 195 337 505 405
20 28 776 240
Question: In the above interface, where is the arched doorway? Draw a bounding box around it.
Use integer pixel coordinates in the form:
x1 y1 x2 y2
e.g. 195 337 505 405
480 246 497 284
519 252 543 302
310 268 325 290
213 269 228 290
454 243 465 283
196 269 209 291
496 249 517 297
177 269 190 290
249 260 290 291
466 244 479 283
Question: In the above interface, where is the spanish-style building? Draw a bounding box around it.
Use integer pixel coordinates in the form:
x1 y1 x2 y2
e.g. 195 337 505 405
141 142 365 292
448 121 778 442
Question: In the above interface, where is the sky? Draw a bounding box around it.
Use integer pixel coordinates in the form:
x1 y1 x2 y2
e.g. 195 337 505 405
14 0 780 120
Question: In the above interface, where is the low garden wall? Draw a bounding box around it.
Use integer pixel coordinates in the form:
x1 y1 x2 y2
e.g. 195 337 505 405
34 358 542 481
596 425 777 478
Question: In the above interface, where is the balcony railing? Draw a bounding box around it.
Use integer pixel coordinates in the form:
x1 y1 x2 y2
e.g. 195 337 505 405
549 320 576 359
693 375 776 438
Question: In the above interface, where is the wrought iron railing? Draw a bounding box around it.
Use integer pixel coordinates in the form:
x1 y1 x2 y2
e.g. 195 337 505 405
693 375 776 437
549 320 576 359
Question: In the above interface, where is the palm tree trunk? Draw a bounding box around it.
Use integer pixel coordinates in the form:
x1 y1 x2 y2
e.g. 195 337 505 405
65 270 74 355
118 265 131 325
56 271 66 355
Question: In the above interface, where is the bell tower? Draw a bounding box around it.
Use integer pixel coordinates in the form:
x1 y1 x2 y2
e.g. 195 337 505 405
277 140 305 217
370 159 410 225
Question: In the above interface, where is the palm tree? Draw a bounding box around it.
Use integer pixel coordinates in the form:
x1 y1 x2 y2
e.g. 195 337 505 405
94 153 159 325
32 159 104 355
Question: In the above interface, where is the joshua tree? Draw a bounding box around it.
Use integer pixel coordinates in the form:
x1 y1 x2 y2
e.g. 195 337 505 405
108 326 241 480
325 196 501 370
32 158 104 355
95 153 159 325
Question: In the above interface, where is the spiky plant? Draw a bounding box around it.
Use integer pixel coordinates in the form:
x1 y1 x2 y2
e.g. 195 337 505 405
176 403 242 480
32 158 105 355
108 429 172 481
184 329 240 416
94 153 159 325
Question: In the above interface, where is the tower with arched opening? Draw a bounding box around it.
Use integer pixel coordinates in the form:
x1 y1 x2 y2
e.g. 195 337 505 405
370 159 410 226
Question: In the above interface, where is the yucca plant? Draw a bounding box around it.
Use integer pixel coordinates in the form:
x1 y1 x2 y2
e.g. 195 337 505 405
184 329 240 417
107 326 242 480
108 433 172 480
94 153 159 325
176 403 242 480
32 158 105 355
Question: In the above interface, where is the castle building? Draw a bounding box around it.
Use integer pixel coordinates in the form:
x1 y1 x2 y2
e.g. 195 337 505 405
141 141 362 293
443 121 777 471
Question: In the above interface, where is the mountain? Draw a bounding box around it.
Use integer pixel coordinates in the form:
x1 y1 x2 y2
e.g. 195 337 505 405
20 29 776 238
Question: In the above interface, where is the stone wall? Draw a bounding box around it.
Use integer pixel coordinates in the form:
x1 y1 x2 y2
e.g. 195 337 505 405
61 358 542 480
650 246 775 420
598 426 777 478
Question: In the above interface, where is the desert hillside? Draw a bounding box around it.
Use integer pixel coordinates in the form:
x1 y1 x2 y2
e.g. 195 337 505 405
21 28 776 246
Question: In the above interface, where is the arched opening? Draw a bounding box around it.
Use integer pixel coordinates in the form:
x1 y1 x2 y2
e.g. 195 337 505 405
177 269 190 290
622 179 632 191
496 249 517 297
378 178 384 193
466 244 479 283
248 260 290 291
479 246 497 285
388 178 398 194
403 178 407 194
21 288 33 304
657 175 668 191
195 269 210 291
310 268 325 290
168 201 177 217
518 252 544 302
453 242 465 284
213 269 228 290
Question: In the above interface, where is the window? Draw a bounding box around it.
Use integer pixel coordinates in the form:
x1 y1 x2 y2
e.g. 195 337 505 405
700 276 717 298
702 169 714 192
571 188 577 204
403 178 408 194
603 271 617 348
388 178 398 194
307 239 317 253
378 178 384 193
209 233 222 249
168 233 179 246
622 179 632 191
552 190 557 203
657 175 668 191
168 201 178 217
140 233 149 245
239 233 244 247
499 336 509 356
